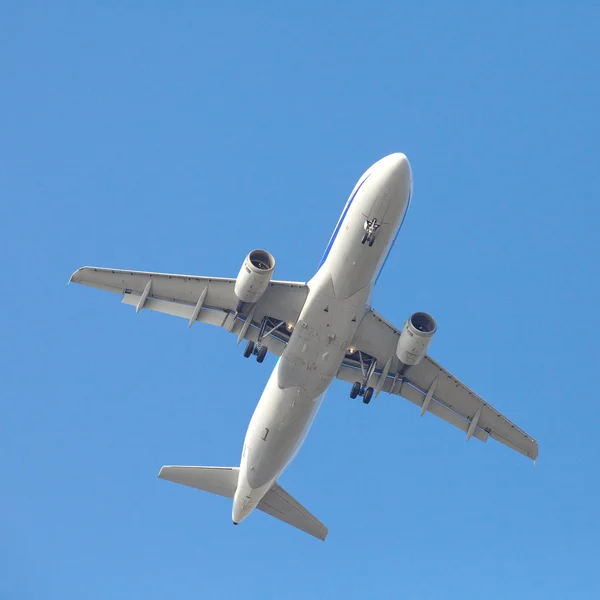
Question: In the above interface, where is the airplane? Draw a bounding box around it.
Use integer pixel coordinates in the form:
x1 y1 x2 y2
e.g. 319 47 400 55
70 153 538 541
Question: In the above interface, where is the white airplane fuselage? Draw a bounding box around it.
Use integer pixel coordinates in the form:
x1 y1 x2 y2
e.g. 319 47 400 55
232 153 412 524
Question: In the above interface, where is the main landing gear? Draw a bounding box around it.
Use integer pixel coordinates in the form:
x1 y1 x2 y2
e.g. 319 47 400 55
361 217 380 247
349 350 377 404
243 340 267 363
242 315 286 364
350 381 374 404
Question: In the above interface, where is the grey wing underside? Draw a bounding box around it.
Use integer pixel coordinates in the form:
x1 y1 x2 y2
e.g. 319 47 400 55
338 309 538 460
69 266 309 356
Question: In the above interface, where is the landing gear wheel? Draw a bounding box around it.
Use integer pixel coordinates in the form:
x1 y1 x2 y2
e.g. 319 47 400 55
368 238 375 247
350 381 361 399
363 387 374 404
361 233 368 244
256 345 268 363
243 340 255 358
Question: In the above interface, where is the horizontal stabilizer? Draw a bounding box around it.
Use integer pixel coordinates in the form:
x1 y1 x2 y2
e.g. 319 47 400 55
158 466 239 498
158 465 327 540
258 482 328 541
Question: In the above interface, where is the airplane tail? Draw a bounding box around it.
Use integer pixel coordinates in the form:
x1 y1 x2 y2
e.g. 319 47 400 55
158 465 328 541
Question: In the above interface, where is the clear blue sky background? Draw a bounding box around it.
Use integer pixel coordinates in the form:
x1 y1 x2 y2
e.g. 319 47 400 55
2 3 599 599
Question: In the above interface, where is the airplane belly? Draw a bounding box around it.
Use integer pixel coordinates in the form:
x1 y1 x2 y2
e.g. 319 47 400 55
242 368 324 490
278 279 370 390
239 280 368 492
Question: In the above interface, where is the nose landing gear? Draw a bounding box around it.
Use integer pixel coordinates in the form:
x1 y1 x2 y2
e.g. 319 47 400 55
361 218 380 247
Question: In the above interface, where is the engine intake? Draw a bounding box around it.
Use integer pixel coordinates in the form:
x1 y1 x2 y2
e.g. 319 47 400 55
234 249 276 312
396 312 437 366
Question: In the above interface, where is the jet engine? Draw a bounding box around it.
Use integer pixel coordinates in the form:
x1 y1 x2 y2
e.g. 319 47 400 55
234 249 276 312
396 312 437 366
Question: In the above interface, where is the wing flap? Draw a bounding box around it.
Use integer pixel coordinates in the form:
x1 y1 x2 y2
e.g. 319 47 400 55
120 293 287 356
121 293 226 324
258 482 328 541
337 366 488 443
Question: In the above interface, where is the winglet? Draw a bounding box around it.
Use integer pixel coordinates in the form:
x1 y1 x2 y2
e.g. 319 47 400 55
68 266 93 286
68 267 83 286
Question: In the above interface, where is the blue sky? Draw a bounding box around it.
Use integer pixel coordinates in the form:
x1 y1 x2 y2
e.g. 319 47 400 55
2 2 600 598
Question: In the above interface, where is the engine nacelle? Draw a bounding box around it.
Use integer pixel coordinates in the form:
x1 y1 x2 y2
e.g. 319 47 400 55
234 249 276 312
396 312 437 366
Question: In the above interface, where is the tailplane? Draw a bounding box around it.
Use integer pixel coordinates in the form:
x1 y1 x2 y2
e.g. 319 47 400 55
159 466 239 498
258 481 328 541
159 465 328 541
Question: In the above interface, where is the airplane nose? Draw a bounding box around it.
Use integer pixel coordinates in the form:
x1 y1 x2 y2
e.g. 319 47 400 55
377 152 412 193
385 152 411 177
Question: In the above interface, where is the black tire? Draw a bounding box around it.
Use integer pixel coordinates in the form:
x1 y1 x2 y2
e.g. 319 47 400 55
361 233 368 244
256 345 268 363
368 238 375 247
363 387 374 404
350 381 361 399
243 340 254 358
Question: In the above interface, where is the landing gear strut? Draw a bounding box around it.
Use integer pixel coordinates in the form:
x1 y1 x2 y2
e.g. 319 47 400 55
349 351 377 404
361 218 380 247
242 315 286 363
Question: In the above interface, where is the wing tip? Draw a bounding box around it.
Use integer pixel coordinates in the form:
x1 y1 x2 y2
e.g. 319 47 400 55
158 465 179 481
68 266 89 286
68 268 79 286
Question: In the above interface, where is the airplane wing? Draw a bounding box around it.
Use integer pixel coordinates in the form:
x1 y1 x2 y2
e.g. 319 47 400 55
337 309 539 460
69 266 308 356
